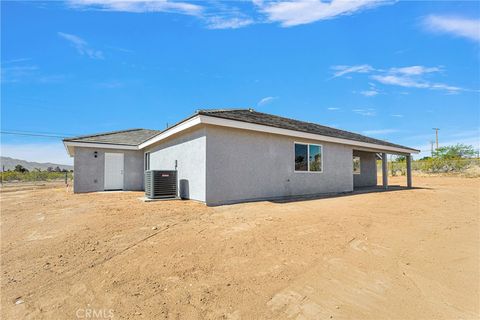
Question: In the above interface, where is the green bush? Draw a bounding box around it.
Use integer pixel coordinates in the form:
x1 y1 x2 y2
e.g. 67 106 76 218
0 171 73 182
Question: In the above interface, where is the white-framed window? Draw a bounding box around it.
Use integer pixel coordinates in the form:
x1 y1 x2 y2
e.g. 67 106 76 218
144 152 150 171
294 142 323 173
353 156 361 174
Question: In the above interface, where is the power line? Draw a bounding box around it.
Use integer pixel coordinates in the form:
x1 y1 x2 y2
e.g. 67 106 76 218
0 131 72 138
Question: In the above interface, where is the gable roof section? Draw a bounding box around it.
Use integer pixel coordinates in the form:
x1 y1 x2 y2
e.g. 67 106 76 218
64 128 161 146
195 109 419 152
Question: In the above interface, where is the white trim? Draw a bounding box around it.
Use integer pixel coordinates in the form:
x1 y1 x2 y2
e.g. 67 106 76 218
294 142 324 173
139 115 202 149
63 141 138 156
69 113 419 156
198 115 418 154
144 151 150 171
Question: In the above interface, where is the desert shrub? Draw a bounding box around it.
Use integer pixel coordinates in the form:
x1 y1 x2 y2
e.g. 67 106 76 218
0 171 73 182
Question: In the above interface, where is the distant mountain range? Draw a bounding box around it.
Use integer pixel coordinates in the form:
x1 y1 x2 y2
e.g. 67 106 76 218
0 157 73 171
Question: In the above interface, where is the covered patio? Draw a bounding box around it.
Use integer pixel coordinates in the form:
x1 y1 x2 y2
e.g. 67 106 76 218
352 149 414 190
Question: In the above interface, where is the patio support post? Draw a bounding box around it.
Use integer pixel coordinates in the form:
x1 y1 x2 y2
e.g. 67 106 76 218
382 152 388 189
406 154 412 188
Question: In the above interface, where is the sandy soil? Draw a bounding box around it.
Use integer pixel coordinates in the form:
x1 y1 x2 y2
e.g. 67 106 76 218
1 176 479 319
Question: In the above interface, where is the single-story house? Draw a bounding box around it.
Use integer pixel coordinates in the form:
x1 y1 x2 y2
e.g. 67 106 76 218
64 109 419 205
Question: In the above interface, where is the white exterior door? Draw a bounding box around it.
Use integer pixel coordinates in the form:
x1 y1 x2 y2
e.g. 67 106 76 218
104 153 124 190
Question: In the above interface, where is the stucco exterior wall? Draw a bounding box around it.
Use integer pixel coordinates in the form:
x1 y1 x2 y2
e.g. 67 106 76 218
353 150 377 188
205 125 354 205
73 147 144 193
146 127 206 202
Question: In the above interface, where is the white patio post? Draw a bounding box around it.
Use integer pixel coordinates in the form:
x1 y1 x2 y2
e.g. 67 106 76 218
406 155 412 188
382 152 388 189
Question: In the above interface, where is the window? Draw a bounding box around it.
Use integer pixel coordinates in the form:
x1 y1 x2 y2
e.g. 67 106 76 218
294 143 323 172
295 143 308 171
353 156 361 174
144 152 150 171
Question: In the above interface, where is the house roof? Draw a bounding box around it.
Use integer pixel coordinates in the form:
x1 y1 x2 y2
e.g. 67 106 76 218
195 109 419 152
64 128 161 146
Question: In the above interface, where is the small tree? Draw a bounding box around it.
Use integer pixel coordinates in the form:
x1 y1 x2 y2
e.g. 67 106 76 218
54 166 61 172
14 165 28 173
47 167 54 172
433 144 476 159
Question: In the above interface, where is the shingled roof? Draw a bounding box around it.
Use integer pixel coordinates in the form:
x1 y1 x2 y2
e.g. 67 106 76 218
196 109 419 152
64 128 161 146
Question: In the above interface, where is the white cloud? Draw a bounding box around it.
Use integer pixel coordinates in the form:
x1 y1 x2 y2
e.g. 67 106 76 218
257 96 277 106
58 32 104 59
327 107 340 110
391 114 404 118
206 16 254 29
423 15 480 42
371 74 463 93
360 89 379 96
352 108 376 116
332 63 467 94
68 0 203 15
331 64 374 78
371 74 428 88
258 0 390 27
389 65 441 75
1 143 73 165
362 129 398 135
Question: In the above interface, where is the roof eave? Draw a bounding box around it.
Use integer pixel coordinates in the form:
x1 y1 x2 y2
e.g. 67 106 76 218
139 114 419 154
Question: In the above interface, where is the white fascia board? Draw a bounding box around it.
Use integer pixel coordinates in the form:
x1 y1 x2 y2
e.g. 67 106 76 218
138 113 418 154
63 141 138 157
199 115 419 154
139 115 202 149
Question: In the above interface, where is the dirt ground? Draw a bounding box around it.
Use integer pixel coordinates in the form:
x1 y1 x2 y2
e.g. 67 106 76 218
1 176 479 319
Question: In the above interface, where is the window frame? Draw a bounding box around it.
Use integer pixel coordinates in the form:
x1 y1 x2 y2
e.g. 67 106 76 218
294 142 324 174
144 152 150 171
353 156 361 175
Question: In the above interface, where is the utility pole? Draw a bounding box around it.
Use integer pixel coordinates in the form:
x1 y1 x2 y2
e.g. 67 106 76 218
432 128 440 150
430 141 434 157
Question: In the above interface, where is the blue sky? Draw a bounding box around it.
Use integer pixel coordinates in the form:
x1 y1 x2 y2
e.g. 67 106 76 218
1 0 479 164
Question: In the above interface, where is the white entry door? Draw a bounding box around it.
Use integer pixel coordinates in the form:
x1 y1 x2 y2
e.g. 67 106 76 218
104 153 124 190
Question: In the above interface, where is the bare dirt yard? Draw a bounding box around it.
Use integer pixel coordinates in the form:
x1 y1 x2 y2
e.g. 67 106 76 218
1 176 479 319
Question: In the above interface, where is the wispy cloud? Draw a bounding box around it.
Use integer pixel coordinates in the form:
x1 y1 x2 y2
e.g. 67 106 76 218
331 64 374 78
371 74 463 93
58 32 104 59
257 96 277 106
327 107 340 111
422 15 480 42
68 0 203 15
389 65 442 75
333 64 469 94
96 80 124 89
360 89 379 96
206 16 254 29
391 114 404 118
257 0 391 27
1 60 66 84
362 129 398 135
352 108 376 116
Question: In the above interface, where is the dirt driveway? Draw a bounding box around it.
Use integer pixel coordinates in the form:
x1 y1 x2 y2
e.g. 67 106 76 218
1 176 479 319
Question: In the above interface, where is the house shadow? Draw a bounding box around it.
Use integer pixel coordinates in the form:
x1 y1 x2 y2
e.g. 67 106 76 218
268 185 430 204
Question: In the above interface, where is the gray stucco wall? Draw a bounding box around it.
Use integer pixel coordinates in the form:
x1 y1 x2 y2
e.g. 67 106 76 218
146 127 206 202
205 125 354 205
73 147 144 193
353 150 377 188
